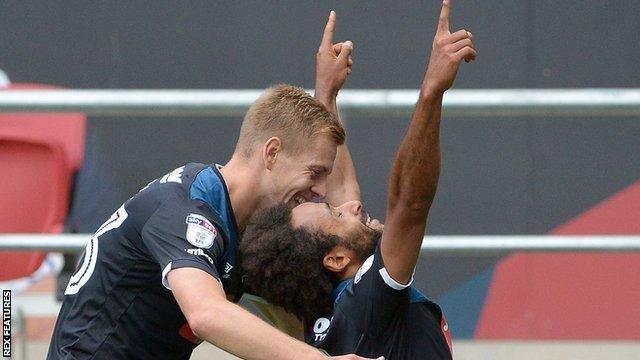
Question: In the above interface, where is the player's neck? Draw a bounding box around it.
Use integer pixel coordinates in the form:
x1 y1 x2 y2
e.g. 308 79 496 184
219 156 265 231
336 262 361 282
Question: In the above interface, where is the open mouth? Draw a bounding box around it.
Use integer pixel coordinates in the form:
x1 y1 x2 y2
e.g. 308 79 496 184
361 210 383 232
293 194 307 205
361 210 371 226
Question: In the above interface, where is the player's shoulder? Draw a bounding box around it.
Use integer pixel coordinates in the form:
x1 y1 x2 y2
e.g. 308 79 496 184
129 163 210 208
139 188 226 262
131 164 223 227
142 163 209 193
352 241 412 290
145 188 222 234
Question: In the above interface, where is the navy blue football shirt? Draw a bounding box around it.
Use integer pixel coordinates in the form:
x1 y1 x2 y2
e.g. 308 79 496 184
48 163 241 360
306 242 453 359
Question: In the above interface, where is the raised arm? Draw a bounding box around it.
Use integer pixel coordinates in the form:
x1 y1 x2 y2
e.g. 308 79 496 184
313 11 361 205
381 0 476 284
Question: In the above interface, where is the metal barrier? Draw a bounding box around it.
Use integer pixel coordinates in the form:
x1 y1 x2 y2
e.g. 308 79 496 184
1 234 639 255
1 87 639 254
1 88 640 117
2 88 639 360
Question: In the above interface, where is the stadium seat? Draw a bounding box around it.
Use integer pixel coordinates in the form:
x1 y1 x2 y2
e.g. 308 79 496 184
0 83 86 281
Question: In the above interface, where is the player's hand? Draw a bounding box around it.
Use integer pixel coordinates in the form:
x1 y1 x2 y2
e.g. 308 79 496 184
315 10 353 101
422 0 476 95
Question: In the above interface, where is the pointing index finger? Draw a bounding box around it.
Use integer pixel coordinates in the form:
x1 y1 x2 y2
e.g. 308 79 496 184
321 10 336 49
438 0 451 34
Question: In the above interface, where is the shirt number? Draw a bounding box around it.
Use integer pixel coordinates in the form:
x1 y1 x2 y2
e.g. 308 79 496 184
64 204 128 295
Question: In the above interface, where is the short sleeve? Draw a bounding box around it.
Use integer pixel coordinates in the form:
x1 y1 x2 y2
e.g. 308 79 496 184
141 201 225 290
351 243 415 335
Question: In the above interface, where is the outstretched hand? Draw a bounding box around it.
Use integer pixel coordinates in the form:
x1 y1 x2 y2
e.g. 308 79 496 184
423 0 476 94
315 10 353 101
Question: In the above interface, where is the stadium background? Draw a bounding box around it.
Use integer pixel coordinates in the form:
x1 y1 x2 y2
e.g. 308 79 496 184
1 0 639 355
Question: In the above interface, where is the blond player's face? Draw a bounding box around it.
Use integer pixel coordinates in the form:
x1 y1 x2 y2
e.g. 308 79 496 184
270 135 337 209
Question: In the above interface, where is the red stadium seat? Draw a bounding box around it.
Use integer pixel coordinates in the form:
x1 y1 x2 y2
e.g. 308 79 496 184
0 83 86 281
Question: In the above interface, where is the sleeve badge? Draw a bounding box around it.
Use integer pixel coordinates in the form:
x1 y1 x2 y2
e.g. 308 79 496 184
185 213 217 249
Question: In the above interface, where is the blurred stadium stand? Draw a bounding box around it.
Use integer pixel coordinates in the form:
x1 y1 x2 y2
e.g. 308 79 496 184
0 83 85 284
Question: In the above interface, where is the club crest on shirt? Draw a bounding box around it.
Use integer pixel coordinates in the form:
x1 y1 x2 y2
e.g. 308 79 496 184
354 255 374 284
185 214 216 248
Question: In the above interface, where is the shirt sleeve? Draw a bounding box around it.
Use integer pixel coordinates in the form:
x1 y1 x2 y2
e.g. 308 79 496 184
351 242 415 336
141 201 224 290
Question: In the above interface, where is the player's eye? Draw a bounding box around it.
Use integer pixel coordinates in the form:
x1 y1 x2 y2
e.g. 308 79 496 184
338 212 343 218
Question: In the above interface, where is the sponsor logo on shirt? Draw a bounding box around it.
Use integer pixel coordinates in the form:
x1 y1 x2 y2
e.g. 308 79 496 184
185 248 214 265
312 317 332 341
185 214 216 248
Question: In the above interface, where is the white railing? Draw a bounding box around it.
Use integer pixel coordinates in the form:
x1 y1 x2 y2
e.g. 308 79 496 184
1 234 639 255
1 88 639 254
2 88 639 360
1 88 640 117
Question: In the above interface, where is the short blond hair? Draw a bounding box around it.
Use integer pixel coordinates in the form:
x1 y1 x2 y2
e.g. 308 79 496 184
235 84 345 158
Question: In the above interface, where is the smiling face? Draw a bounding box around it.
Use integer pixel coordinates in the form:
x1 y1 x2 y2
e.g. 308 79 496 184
268 134 338 209
233 85 345 211
291 200 383 263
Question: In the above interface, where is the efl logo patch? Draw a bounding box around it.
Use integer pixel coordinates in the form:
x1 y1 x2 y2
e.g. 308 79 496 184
185 214 216 249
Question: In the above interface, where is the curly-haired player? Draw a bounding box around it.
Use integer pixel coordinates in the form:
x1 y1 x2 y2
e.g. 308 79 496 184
241 1 475 358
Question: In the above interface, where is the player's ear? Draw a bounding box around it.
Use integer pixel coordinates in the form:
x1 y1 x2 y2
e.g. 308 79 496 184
323 246 353 273
262 137 282 171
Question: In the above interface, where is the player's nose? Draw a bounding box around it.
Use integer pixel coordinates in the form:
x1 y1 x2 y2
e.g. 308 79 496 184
342 200 362 216
311 180 327 199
